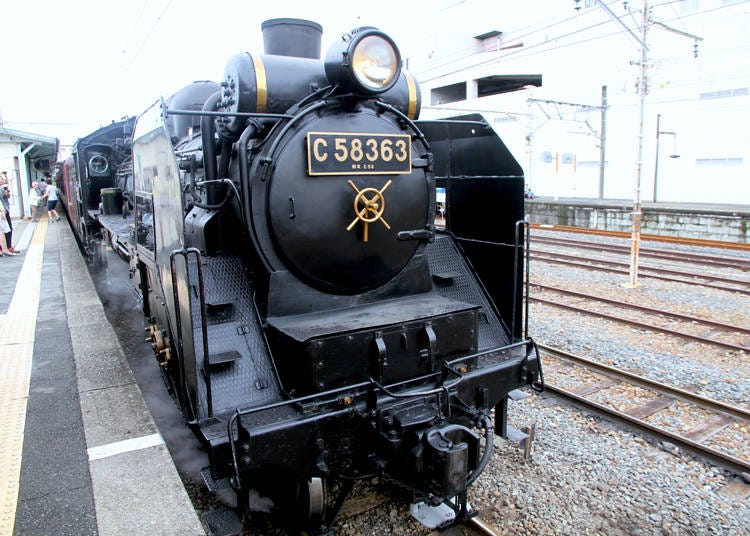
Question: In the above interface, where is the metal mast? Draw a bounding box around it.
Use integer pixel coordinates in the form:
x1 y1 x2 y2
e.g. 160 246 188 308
626 0 649 288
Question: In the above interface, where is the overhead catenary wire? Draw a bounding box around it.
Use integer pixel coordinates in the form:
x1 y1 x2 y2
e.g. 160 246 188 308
125 0 176 70
121 0 150 56
405 0 625 75
442 0 744 68
413 0 747 83
415 13 613 80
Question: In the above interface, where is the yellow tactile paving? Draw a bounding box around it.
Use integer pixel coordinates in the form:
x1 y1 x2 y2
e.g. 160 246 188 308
0 220 48 536
0 345 33 393
0 313 38 346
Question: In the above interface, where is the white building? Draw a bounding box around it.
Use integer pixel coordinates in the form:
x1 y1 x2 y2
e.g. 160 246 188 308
409 0 750 204
0 127 59 218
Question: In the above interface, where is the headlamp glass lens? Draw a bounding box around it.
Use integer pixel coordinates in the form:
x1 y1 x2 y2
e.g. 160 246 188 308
351 35 398 91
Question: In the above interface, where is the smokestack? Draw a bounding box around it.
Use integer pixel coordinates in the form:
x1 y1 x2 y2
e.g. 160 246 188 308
261 18 323 59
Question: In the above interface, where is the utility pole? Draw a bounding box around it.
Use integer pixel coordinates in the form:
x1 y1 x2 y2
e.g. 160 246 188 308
653 113 663 203
599 85 607 199
626 0 649 288
579 0 701 286
577 0 649 286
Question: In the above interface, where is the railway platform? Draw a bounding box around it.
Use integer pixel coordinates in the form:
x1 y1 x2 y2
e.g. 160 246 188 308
0 218 204 535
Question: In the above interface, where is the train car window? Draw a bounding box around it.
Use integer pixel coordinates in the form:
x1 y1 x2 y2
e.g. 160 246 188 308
88 154 110 176
135 193 155 254
435 186 446 228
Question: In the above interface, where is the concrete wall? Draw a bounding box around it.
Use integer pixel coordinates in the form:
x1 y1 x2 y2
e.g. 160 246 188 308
0 146 24 219
526 199 750 244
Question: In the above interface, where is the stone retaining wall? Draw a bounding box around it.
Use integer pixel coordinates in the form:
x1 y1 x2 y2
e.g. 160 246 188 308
526 200 750 243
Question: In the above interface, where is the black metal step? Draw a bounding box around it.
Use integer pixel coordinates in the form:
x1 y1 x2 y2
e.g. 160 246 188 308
201 507 243 536
208 350 241 368
201 466 231 491
508 388 531 401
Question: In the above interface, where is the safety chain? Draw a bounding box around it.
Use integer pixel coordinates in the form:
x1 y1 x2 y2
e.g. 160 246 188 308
379 470 431 503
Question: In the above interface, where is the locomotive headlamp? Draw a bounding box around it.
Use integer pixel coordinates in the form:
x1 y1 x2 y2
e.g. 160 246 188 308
325 28 401 94
351 35 399 91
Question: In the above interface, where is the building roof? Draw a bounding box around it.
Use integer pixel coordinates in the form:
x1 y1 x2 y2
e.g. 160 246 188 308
0 126 59 163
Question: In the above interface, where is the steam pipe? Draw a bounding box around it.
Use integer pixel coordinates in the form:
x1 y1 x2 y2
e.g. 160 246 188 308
238 122 257 226
210 139 232 205
238 121 272 273
467 415 494 486
201 92 222 184
218 139 231 180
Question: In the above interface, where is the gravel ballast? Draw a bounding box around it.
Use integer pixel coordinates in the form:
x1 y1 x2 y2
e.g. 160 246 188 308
333 232 750 535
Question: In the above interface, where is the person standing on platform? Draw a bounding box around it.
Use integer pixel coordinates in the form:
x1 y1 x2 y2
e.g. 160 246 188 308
29 181 43 222
0 172 15 252
39 173 49 195
45 177 60 223
0 202 17 256
39 173 50 220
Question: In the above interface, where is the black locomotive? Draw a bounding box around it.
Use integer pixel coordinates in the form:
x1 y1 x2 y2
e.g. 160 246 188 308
61 18 543 534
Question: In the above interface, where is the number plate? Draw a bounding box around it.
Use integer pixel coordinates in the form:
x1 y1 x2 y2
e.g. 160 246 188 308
307 132 412 175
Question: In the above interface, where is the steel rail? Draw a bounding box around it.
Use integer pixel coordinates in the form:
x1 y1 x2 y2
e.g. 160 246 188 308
538 344 750 421
544 382 750 474
532 296 750 353
531 249 750 287
530 235 750 271
530 223 750 252
530 253 750 296
531 283 750 335
539 345 750 475
467 516 500 536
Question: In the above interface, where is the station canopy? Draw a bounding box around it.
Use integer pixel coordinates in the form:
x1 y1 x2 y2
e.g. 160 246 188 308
0 126 59 170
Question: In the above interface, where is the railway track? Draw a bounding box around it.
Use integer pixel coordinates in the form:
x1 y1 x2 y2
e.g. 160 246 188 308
530 250 750 295
465 516 501 535
335 483 502 536
530 223 750 252
529 283 750 353
539 343 750 475
531 235 750 272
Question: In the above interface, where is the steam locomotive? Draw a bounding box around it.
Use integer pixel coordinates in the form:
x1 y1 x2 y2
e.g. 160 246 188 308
61 18 543 534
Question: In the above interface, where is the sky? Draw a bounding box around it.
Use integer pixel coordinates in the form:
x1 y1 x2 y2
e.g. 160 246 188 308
3 0 714 151
0 0 461 148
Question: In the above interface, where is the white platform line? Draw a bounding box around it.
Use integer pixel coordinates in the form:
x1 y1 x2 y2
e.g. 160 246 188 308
87 433 165 461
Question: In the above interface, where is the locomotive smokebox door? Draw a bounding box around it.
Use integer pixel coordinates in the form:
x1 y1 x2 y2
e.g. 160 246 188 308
263 111 431 295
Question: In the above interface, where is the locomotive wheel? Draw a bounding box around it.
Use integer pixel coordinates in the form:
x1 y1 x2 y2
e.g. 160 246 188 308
295 477 326 526
79 222 92 257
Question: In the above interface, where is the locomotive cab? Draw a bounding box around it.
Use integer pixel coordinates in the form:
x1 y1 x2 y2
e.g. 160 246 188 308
60 117 135 253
